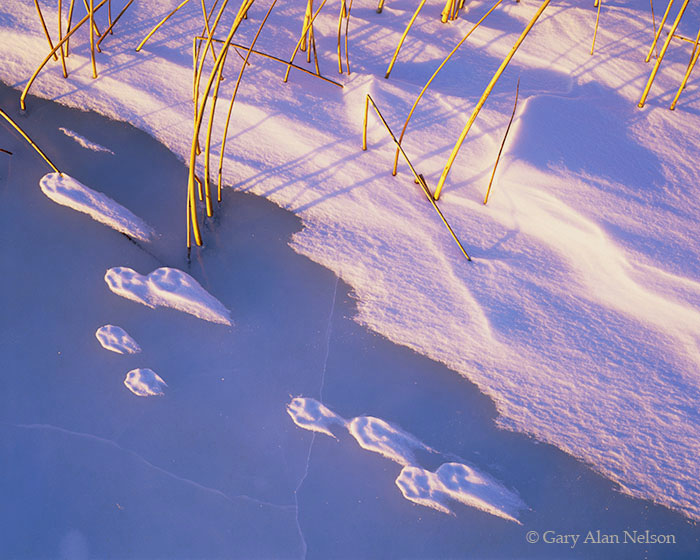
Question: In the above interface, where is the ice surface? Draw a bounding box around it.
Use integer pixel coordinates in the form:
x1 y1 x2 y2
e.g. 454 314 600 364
123 368 166 397
104 267 232 325
59 128 114 154
3 0 700 523
39 173 155 242
286 397 346 438
95 325 141 354
288 398 522 520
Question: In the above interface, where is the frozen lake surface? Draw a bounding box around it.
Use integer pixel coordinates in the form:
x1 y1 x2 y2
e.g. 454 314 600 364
1 84 699 559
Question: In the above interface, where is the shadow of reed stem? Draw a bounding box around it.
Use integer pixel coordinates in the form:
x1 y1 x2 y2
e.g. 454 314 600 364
434 0 549 200
392 0 502 176
217 0 279 203
21 0 109 110
33 0 59 60
484 78 519 205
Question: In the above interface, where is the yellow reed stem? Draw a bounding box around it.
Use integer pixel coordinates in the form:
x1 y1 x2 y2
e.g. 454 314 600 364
200 0 219 62
650 0 659 58
362 94 369 150
670 26 700 109
301 0 312 53
217 0 279 202
484 78 519 205
434 0 549 200
136 0 192 52
310 23 320 73
108 0 112 32
0 108 61 173
82 0 103 40
199 37 344 86
195 174 204 200
284 0 330 82
591 0 602 55
89 0 97 77
638 0 689 108
33 0 59 61
187 0 255 246
363 94 472 262
58 0 68 78
337 0 346 74
393 0 502 176
376 0 385 14
441 0 453 23
66 0 75 55
645 0 674 62
203 44 229 216
96 0 135 48
385 0 427 79
344 0 354 74
21 0 109 111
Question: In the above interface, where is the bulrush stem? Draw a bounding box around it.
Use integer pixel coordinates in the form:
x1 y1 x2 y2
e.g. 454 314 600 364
385 0 428 79
217 0 279 202
21 0 109 110
33 0 59 60
284 0 330 82
392 0 502 176
434 0 549 200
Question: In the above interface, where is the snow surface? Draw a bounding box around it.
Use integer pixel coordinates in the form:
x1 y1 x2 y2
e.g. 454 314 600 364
104 267 232 325
124 368 167 397
2 0 700 523
59 127 114 154
287 397 524 521
95 324 141 354
40 172 155 242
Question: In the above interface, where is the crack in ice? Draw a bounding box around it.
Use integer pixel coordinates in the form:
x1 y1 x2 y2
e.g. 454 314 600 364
12 423 294 512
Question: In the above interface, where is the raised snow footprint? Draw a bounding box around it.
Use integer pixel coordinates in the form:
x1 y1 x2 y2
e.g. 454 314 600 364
124 368 167 397
95 325 141 354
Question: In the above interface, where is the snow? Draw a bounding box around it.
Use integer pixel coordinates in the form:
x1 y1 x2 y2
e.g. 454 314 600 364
39 172 155 242
1 0 700 539
59 127 114 154
123 368 167 397
104 267 232 325
287 397 524 521
95 324 141 354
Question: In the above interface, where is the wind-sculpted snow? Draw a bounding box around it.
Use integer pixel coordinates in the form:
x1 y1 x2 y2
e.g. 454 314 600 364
286 397 345 438
347 416 435 466
95 325 141 354
124 368 166 397
395 464 525 522
39 173 155 242
59 127 114 154
104 267 232 326
5 0 700 521
288 398 524 521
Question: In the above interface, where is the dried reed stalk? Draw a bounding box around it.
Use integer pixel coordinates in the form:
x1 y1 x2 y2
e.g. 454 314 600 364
484 78 519 205
645 0 674 63
89 0 98 77
58 0 68 78
21 0 109 110
385 0 428 79
590 0 602 55
66 0 76 55
434 0 549 200
187 0 255 247
670 26 700 109
362 94 472 261
96 0 135 49
336 0 347 73
136 0 193 52
650 0 659 58
376 0 385 14
82 0 103 41
33 0 59 60
392 0 502 176
284 0 330 82
0 108 60 173
217 0 279 203
344 0 354 74
199 37 344 86
638 0 689 107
